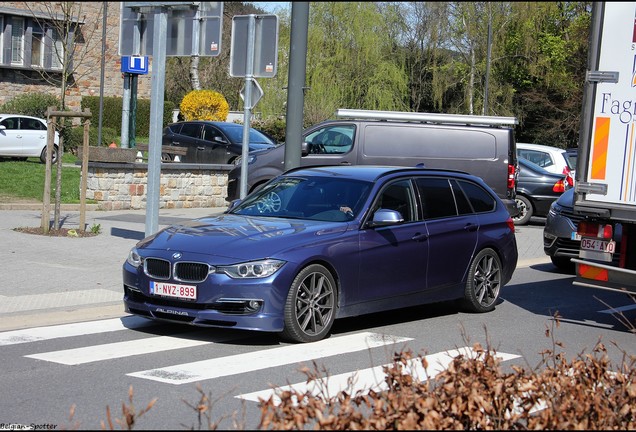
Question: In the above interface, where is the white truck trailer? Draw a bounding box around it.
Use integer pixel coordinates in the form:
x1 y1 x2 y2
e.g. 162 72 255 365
572 2 636 294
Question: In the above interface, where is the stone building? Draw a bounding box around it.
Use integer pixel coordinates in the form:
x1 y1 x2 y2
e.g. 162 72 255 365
0 2 152 110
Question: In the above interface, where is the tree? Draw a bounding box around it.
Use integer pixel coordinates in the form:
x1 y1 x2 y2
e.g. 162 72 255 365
22 2 114 229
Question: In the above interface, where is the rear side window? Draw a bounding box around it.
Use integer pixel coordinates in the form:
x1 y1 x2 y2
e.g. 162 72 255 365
457 180 496 213
414 177 458 219
180 123 202 138
518 149 553 169
22 118 45 130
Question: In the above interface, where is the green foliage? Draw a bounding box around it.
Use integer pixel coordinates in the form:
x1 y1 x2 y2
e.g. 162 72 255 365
81 96 175 137
0 93 60 118
179 90 230 121
304 2 409 124
66 125 118 153
247 117 287 143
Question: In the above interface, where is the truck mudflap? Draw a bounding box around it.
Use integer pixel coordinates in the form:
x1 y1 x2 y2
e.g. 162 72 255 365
572 258 636 295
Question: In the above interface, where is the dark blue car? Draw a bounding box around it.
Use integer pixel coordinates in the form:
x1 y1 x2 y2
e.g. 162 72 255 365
123 166 518 343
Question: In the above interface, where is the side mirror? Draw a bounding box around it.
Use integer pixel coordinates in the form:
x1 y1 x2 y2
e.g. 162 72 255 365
214 136 228 144
367 209 404 228
301 142 310 156
0 125 6 131
226 199 242 212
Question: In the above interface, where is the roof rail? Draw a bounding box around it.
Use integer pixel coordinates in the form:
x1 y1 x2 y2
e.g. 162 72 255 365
335 109 518 126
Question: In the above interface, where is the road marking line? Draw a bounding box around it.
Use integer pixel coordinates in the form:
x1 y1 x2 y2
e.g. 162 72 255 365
0 316 153 346
25 335 217 365
127 332 413 385
236 347 521 404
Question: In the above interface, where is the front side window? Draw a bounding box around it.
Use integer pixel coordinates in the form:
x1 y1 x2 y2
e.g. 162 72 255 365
374 179 416 222
11 17 24 65
304 125 355 155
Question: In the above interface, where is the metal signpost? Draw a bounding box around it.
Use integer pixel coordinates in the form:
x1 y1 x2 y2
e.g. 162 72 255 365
230 14 279 199
119 1 223 236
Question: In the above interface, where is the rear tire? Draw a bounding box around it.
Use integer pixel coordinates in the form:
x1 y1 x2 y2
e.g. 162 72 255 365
40 146 58 164
513 195 533 225
281 264 337 343
462 248 502 313
550 255 575 272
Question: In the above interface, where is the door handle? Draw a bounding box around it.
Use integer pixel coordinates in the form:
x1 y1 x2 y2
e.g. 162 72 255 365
340 161 351 165
412 232 429 242
464 223 478 232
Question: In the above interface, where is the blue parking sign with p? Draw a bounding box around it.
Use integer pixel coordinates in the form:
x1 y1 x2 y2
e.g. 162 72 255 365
121 56 149 74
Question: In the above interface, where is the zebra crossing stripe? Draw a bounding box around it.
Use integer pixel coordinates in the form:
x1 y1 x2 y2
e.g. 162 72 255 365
0 316 153 346
236 347 521 405
127 332 414 385
24 334 223 365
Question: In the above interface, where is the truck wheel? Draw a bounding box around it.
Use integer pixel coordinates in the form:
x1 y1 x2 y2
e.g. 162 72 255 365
513 195 533 225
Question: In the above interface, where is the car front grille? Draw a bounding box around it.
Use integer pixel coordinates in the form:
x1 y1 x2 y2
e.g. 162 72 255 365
144 258 212 283
558 206 585 225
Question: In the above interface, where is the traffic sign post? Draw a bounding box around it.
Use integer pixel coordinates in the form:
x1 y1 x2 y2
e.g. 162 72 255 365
231 14 279 199
118 2 224 237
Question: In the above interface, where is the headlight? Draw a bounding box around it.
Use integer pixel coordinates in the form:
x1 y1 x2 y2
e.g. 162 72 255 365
217 259 285 279
233 155 256 166
126 247 143 267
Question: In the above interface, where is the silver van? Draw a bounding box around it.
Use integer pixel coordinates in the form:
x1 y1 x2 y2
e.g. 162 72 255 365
227 109 519 216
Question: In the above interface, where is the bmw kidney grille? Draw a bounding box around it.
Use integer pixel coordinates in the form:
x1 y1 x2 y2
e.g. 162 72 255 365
144 257 212 283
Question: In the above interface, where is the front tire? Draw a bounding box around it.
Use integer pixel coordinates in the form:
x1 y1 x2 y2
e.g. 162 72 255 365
281 264 337 343
513 195 533 225
462 248 502 313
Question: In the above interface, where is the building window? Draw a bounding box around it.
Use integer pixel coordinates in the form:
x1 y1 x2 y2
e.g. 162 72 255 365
50 28 64 70
11 17 24 65
31 25 44 67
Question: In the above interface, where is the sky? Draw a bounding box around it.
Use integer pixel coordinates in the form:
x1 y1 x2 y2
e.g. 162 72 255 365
249 2 291 14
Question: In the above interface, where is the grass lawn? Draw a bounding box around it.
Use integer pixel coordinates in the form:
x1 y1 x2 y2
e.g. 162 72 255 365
0 152 85 204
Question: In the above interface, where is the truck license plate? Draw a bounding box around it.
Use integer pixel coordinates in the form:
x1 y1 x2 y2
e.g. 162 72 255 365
581 237 616 254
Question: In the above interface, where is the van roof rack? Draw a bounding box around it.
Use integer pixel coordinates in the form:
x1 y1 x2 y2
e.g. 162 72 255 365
335 109 518 126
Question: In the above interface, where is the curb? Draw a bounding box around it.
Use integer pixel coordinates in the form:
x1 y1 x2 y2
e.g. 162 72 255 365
0 203 100 211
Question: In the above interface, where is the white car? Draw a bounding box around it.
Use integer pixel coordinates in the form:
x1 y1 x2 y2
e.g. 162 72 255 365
0 114 60 164
517 142 575 186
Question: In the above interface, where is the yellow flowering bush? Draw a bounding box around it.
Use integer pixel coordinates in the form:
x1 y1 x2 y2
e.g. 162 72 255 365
179 90 229 121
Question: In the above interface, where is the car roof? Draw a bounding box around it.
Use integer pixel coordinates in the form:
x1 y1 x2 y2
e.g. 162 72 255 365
170 120 241 128
0 114 45 120
516 142 566 153
283 165 475 183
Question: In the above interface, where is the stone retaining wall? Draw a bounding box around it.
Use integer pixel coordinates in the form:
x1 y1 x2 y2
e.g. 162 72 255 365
84 162 232 210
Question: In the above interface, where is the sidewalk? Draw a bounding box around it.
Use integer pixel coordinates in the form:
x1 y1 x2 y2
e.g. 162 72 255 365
0 204 549 332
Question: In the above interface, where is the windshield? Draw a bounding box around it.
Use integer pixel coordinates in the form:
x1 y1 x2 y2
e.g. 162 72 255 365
223 126 275 145
230 176 372 222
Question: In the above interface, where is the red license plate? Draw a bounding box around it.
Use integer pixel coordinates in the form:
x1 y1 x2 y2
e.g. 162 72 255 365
150 281 197 300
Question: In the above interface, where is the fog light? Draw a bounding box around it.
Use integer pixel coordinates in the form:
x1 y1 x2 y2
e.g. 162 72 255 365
248 300 262 311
